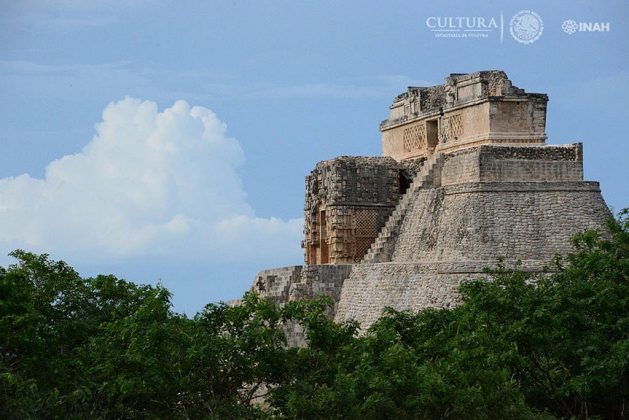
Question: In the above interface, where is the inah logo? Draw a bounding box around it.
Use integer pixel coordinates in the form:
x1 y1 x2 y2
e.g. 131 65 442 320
562 19 578 34
562 19 610 34
510 10 543 44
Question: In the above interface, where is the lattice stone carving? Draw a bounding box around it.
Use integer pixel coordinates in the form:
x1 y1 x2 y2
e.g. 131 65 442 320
354 237 374 262
442 114 463 142
355 209 380 237
402 123 426 153
351 208 385 262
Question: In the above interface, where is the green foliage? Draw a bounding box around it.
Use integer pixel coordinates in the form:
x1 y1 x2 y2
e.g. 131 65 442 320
0 210 627 418
0 253 289 418
268 210 629 419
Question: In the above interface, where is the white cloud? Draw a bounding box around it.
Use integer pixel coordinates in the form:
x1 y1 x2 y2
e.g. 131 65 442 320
0 97 303 264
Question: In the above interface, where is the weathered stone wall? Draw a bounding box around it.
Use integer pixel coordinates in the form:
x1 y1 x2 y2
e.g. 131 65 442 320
441 144 584 186
324 205 394 263
478 144 583 182
390 182 610 263
490 99 547 135
252 266 303 305
440 147 482 185
305 157 402 205
304 156 407 264
253 264 353 346
335 263 472 329
253 265 352 303
398 157 426 175
334 258 563 329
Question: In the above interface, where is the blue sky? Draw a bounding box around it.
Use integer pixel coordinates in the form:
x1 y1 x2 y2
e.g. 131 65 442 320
0 0 627 314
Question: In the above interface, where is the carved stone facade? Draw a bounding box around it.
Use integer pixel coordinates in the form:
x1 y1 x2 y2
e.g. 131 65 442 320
303 156 412 264
381 71 548 161
248 70 612 340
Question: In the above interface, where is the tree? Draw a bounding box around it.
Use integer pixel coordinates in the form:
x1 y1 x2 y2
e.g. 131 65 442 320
0 252 292 418
0 250 96 417
1 209 627 418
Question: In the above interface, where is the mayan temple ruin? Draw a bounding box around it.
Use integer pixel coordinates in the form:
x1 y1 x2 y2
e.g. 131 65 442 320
250 70 611 342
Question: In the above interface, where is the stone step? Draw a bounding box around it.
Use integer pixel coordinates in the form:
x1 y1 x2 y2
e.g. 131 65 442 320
362 153 443 264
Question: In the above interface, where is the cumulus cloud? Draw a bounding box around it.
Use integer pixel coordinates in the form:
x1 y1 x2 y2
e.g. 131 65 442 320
0 97 303 263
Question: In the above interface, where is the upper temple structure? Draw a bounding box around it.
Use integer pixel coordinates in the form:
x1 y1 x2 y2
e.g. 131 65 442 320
248 71 611 344
380 70 548 160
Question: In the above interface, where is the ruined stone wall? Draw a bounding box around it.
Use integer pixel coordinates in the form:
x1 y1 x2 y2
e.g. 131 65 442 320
398 157 427 175
390 181 610 263
440 147 482 185
253 266 303 305
478 144 583 182
490 99 547 136
254 265 352 303
253 264 353 346
441 144 584 186
304 157 402 205
304 157 406 264
335 263 472 329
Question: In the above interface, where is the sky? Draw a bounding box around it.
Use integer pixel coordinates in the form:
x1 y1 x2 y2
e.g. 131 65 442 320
0 0 627 314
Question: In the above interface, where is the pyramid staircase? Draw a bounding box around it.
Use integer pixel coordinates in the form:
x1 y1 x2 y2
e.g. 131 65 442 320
362 153 443 263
